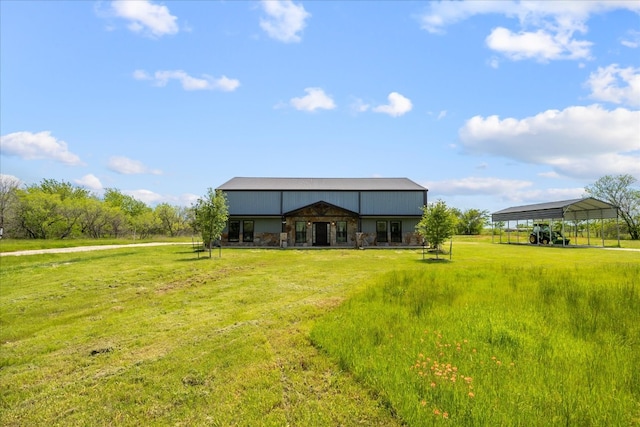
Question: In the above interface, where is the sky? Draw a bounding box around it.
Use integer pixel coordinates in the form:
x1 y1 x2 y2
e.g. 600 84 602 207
1 0 639 214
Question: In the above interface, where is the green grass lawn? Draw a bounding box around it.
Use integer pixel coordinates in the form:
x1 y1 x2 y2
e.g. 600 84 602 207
1 241 639 426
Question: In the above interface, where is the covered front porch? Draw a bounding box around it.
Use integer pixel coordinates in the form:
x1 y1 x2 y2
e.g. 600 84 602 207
282 201 359 247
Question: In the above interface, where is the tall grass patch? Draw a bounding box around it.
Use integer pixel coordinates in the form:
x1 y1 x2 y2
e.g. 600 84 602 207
311 262 640 425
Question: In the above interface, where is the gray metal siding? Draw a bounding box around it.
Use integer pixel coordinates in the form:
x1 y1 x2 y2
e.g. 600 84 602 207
403 218 419 231
282 191 359 213
360 191 424 215
361 218 378 233
225 191 281 215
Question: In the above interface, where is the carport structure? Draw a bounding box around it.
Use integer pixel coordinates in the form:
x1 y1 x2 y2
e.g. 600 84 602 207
491 197 620 247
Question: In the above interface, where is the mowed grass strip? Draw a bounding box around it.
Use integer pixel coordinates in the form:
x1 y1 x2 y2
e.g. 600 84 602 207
1 241 639 425
1 246 405 426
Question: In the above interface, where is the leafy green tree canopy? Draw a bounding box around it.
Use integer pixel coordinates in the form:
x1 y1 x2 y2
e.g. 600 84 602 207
585 174 640 240
103 188 149 218
453 208 489 235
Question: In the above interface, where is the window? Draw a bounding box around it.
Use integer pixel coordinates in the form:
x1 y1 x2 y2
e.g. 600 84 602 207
243 220 254 242
391 221 402 243
228 221 240 242
295 221 307 243
336 221 347 243
376 221 388 242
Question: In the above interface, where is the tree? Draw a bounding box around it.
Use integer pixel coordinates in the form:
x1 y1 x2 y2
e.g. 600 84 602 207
13 179 92 239
131 210 160 239
454 208 489 235
585 174 640 240
0 174 21 238
155 203 180 237
103 188 150 238
15 188 64 239
415 200 457 259
78 198 115 238
194 188 229 257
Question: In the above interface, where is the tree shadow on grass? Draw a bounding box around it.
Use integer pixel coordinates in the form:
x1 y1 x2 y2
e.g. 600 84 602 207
176 254 223 262
417 258 452 264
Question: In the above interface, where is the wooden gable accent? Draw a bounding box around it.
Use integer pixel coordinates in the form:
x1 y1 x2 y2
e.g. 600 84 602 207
284 201 359 218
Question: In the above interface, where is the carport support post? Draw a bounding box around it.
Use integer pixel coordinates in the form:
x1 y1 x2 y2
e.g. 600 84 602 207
587 211 591 246
601 217 605 247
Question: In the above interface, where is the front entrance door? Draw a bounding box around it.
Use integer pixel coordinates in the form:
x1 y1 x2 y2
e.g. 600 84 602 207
313 222 330 246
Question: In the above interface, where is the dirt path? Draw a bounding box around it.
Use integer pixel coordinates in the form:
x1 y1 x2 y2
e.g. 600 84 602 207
0 242 192 257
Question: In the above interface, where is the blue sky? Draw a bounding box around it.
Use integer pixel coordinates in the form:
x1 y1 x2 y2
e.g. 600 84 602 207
1 1 639 213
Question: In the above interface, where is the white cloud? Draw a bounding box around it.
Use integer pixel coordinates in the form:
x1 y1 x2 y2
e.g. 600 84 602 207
425 176 533 196
75 174 103 191
132 69 150 80
133 69 240 92
538 171 562 179
510 187 585 204
125 189 164 205
122 189 197 206
486 27 591 61
420 1 640 62
290 87 336 112
425 176 585 207
111 0 178 38
459 104 640 179
0 131 83 166
350 98 371 113
420 0 511 34
373 92 413 117
260 0 310 43
108 156 162 175
437 110 447 120
586 64 640 107
488 57 500 68
621 29 640 48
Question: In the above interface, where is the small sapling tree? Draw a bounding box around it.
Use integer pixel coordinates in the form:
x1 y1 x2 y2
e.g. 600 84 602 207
415 200 457 260
194 188 229 258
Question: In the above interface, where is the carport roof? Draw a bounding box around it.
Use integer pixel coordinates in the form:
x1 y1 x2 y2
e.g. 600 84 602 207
492 197 618 222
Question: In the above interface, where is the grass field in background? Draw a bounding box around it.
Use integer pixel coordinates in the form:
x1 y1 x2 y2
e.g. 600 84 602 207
1 239 639 426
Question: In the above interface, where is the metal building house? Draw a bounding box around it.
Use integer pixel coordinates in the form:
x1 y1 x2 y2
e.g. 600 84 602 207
217 177 428 247
491 197 620 247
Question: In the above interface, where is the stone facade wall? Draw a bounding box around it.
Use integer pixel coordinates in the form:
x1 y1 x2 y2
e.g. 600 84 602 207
284 216 359 247
356 231 422 247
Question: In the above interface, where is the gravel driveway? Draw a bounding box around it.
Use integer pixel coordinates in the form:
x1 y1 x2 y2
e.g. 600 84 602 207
0 242 192 257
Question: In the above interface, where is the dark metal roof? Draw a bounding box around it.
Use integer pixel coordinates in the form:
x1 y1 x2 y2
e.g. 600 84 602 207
492 197 618 222
217 177 428 192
